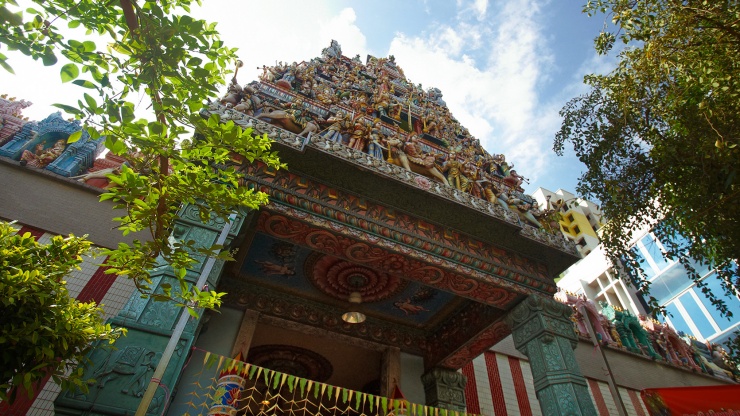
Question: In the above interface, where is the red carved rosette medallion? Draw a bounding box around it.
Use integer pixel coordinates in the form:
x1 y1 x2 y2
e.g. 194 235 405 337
304 252 407 302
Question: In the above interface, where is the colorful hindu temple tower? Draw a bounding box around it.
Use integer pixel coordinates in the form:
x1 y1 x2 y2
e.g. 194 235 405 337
1 41 735 416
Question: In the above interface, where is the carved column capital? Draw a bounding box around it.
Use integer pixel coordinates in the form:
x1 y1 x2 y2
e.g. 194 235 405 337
421 367 467 412
505 294 577 350
504 295 597 415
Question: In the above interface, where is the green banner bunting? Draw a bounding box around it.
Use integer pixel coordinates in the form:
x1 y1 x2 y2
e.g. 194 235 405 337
186 348 480 416
286 374 293 392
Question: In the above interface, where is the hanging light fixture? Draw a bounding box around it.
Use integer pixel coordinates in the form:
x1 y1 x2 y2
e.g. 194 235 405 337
341 291 366 323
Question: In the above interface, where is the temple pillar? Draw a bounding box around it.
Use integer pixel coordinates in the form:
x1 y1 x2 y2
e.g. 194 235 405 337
505 295 597 415
230 309 260 358
421 368 467 412
380 347 400 397
55 205 250 416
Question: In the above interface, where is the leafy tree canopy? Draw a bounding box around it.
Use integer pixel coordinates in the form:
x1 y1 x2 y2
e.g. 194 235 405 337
556 1 739 316
0 0 285 310
0 221 124 402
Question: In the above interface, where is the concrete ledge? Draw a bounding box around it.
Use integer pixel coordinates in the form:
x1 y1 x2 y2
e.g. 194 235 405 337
0 157 150 248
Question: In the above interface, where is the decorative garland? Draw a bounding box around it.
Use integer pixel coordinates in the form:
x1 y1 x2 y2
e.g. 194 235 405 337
181 348 480 416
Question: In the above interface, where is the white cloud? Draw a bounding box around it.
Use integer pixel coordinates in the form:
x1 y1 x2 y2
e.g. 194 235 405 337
193 3 368 82
473 0 489 19
457 0 489 21
387 0 561 190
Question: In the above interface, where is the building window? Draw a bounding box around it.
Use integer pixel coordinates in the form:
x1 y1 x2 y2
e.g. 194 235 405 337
632 247 656 279
696 273 740 332
573 225 581 235
678 291 716 340
665 302 693 336
640 234 671 272
567 214 574 223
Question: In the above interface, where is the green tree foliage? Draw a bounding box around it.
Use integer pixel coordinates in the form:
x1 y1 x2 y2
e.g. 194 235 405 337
0 221 124 402
556 0 739 358
0 0 284 309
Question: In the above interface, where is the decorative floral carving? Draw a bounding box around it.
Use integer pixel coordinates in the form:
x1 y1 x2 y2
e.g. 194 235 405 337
259 210 523 308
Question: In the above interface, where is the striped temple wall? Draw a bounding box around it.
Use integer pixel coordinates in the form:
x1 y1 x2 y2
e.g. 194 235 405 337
463 351 650 416
0 224 138 416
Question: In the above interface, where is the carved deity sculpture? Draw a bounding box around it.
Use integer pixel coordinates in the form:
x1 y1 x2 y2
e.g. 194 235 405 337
367 121 387 159
442 153 470 191
507 197 543 228
322 110 352 144
20 139 66 168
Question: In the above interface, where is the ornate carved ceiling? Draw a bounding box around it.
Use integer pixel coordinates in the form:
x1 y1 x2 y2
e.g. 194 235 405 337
221 178 550 369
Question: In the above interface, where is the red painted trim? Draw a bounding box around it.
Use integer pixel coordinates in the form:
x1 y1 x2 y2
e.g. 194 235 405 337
462 361 481 414
508 356 533 416
75 257 114 303
628 389 646 416
484 351 508 416
587 378 610 416
16 224 45 241
0 373 52 415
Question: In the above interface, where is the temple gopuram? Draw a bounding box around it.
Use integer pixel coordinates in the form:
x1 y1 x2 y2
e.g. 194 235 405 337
1 42 736 416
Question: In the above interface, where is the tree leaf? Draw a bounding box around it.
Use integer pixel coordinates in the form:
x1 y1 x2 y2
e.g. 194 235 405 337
67 131 82 144
60 64 79 83
72 79 96 89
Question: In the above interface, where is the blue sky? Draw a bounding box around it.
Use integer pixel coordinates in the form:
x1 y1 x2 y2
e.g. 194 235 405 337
2 0 614 195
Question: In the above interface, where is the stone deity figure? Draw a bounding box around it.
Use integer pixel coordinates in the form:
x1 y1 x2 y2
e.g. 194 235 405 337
20 139 66 168
322 111 352 144
462 159 483 198
367 121 387 159
348 117 370 151
374 89 391 117
480 179 512 212
402 134 436 169
442 152 469 191
283 98 311 128
507 197 543 228
504 169 528 188
316 85 337 106
422 107 439 136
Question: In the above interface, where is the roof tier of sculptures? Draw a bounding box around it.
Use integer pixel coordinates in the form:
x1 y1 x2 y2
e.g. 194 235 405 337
555 289 739 382
210 41 569 239
0 41 578 254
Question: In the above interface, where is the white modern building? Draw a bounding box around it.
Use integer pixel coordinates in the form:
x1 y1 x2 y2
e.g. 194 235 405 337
543 187 740 345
